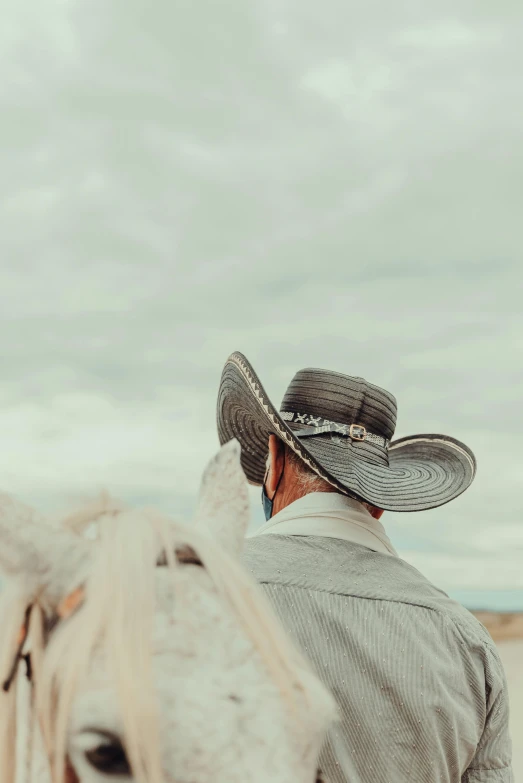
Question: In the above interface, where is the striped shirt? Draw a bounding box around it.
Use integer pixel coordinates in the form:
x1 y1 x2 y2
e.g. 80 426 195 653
243 496 513 782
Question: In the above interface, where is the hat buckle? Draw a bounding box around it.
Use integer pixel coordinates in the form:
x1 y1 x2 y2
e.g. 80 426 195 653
349 424 367 441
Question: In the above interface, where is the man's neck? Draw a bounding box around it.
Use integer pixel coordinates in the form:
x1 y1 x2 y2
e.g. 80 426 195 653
252 491 397 556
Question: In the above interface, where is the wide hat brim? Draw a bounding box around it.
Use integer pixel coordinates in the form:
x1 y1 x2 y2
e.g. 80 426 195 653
217 352 476 513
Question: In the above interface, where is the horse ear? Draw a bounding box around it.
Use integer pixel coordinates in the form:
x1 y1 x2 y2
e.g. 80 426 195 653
193 440 250 556
0 494 91 611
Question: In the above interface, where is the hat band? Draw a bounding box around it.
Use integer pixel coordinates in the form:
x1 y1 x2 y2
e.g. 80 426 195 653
281 411 389 449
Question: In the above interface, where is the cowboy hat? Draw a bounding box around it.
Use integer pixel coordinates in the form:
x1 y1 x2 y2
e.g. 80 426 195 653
216 352 476 512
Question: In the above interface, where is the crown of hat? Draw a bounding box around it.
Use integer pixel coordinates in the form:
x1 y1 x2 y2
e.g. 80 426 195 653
280 368 397 441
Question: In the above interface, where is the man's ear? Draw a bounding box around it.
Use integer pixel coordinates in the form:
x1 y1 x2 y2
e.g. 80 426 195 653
266 435 285 496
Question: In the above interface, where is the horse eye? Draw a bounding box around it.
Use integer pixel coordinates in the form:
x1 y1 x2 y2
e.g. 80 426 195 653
85 739 131 776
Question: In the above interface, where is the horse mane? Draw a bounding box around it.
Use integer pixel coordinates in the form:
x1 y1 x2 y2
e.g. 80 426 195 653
0 497 334 783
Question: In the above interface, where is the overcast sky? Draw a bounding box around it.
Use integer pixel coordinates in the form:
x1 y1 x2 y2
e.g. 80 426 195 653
1 1 522 608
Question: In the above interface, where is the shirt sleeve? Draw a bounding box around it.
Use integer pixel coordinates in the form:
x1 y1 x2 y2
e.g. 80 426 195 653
462 643 513 782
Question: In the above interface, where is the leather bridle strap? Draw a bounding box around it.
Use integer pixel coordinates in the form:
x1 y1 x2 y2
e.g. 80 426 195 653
2 586 86 694
2 604 33 692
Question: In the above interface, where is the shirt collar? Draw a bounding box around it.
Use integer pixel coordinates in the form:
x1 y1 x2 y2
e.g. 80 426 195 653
248 492 398 557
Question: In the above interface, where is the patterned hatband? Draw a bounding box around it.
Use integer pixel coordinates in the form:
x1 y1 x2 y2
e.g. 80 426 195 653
281 411 389 449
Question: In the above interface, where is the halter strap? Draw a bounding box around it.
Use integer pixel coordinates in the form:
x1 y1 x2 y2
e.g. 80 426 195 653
2 584 87 695
3 605 33 692
57 586 85 620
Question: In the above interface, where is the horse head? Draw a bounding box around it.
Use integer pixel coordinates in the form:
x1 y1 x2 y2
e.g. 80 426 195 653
0 441 336 783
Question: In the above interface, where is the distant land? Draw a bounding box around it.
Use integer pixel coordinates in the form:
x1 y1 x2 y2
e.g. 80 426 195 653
471 611 523 642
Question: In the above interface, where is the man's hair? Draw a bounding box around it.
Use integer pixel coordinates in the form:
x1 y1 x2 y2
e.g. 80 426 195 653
284 445 334 494
283 443 380 515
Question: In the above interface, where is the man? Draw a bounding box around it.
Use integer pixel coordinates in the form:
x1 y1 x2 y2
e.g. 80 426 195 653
217 352 513 783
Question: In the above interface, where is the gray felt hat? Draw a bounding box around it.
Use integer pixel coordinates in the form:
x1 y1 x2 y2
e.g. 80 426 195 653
216 352 476 512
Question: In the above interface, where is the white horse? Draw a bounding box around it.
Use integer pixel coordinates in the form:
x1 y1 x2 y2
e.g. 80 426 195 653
0 441 337 783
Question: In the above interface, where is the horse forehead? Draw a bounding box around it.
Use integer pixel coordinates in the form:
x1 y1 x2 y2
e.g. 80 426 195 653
153 568 260 664
71 590 298 776
76 567 282 722
80 566 262 676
